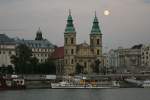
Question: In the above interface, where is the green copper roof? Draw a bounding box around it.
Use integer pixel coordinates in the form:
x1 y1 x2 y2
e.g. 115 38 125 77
65 11 76 33
91 13 101 34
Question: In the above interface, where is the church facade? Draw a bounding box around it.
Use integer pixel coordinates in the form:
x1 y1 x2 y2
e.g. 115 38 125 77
64 12 102 75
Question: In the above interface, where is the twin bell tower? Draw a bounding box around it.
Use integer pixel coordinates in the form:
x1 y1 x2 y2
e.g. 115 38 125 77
64 11 102 75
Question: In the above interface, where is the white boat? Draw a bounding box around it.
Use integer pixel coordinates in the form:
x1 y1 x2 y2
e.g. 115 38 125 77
51 81 120 89
142 80 150 88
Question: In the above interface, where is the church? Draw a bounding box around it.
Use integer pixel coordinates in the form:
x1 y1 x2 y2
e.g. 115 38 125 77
63 11 103 75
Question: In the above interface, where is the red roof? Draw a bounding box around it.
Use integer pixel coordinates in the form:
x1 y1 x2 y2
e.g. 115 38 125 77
50 47 64 59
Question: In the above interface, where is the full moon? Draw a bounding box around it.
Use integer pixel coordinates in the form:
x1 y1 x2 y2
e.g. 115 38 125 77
104 10 110 16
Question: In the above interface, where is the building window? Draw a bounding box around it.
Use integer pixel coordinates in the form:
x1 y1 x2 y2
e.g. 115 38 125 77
71 49 74 54
65 38 68 44
9 51 11 55
65 49 67 54
71 38 74 44
71 59 74 64
84 62 87 67
45 54 47 57
97 49 100 55
97 39 100 45
36 44 38 47
0 51 1 54
91 39 93 45
39 44 41 47
142 61 144 64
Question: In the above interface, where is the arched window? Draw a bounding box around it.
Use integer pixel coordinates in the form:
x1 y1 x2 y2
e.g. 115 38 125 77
71 59 74 64
71 38 74 44
65 38 68 44
71 49 74 54
97 39 100 45
84 62 87 67
97 49 100 55
91 39 93 45
65 49 68 54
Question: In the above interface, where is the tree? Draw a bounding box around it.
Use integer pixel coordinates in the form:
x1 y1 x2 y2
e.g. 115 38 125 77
37 60 56 74
93 59 100 74
100 66 107 75
6 65 14 74
30 57 39 74
75 63 83 74
0 65 6 74
11 44 33 74
11 44 57 74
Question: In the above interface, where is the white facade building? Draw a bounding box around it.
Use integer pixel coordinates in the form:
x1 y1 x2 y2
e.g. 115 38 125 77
106 45 142 72
0 34 16 67
108 49 120 68
102 53 109 68
117 48 141 68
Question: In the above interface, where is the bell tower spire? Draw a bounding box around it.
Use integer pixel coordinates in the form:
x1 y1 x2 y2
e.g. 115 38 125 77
91 11 101 34
65 10 76 33
64 10 76 75
90 12 102 66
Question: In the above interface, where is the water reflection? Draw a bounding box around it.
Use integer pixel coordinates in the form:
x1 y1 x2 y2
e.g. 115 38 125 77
0 88 150 100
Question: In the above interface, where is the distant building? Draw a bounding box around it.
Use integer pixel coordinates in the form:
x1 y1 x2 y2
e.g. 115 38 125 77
106 45 142 73
50 47 64 75
102 53 109 68
16 28 55 63
35 27 44 41
63 12 102 75
118 47 141 68
141 44 150 67
0 34 16 67
107 49 119 68
0 28 55 67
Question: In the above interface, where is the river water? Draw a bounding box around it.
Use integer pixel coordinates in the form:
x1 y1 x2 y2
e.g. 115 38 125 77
0 88 150 100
